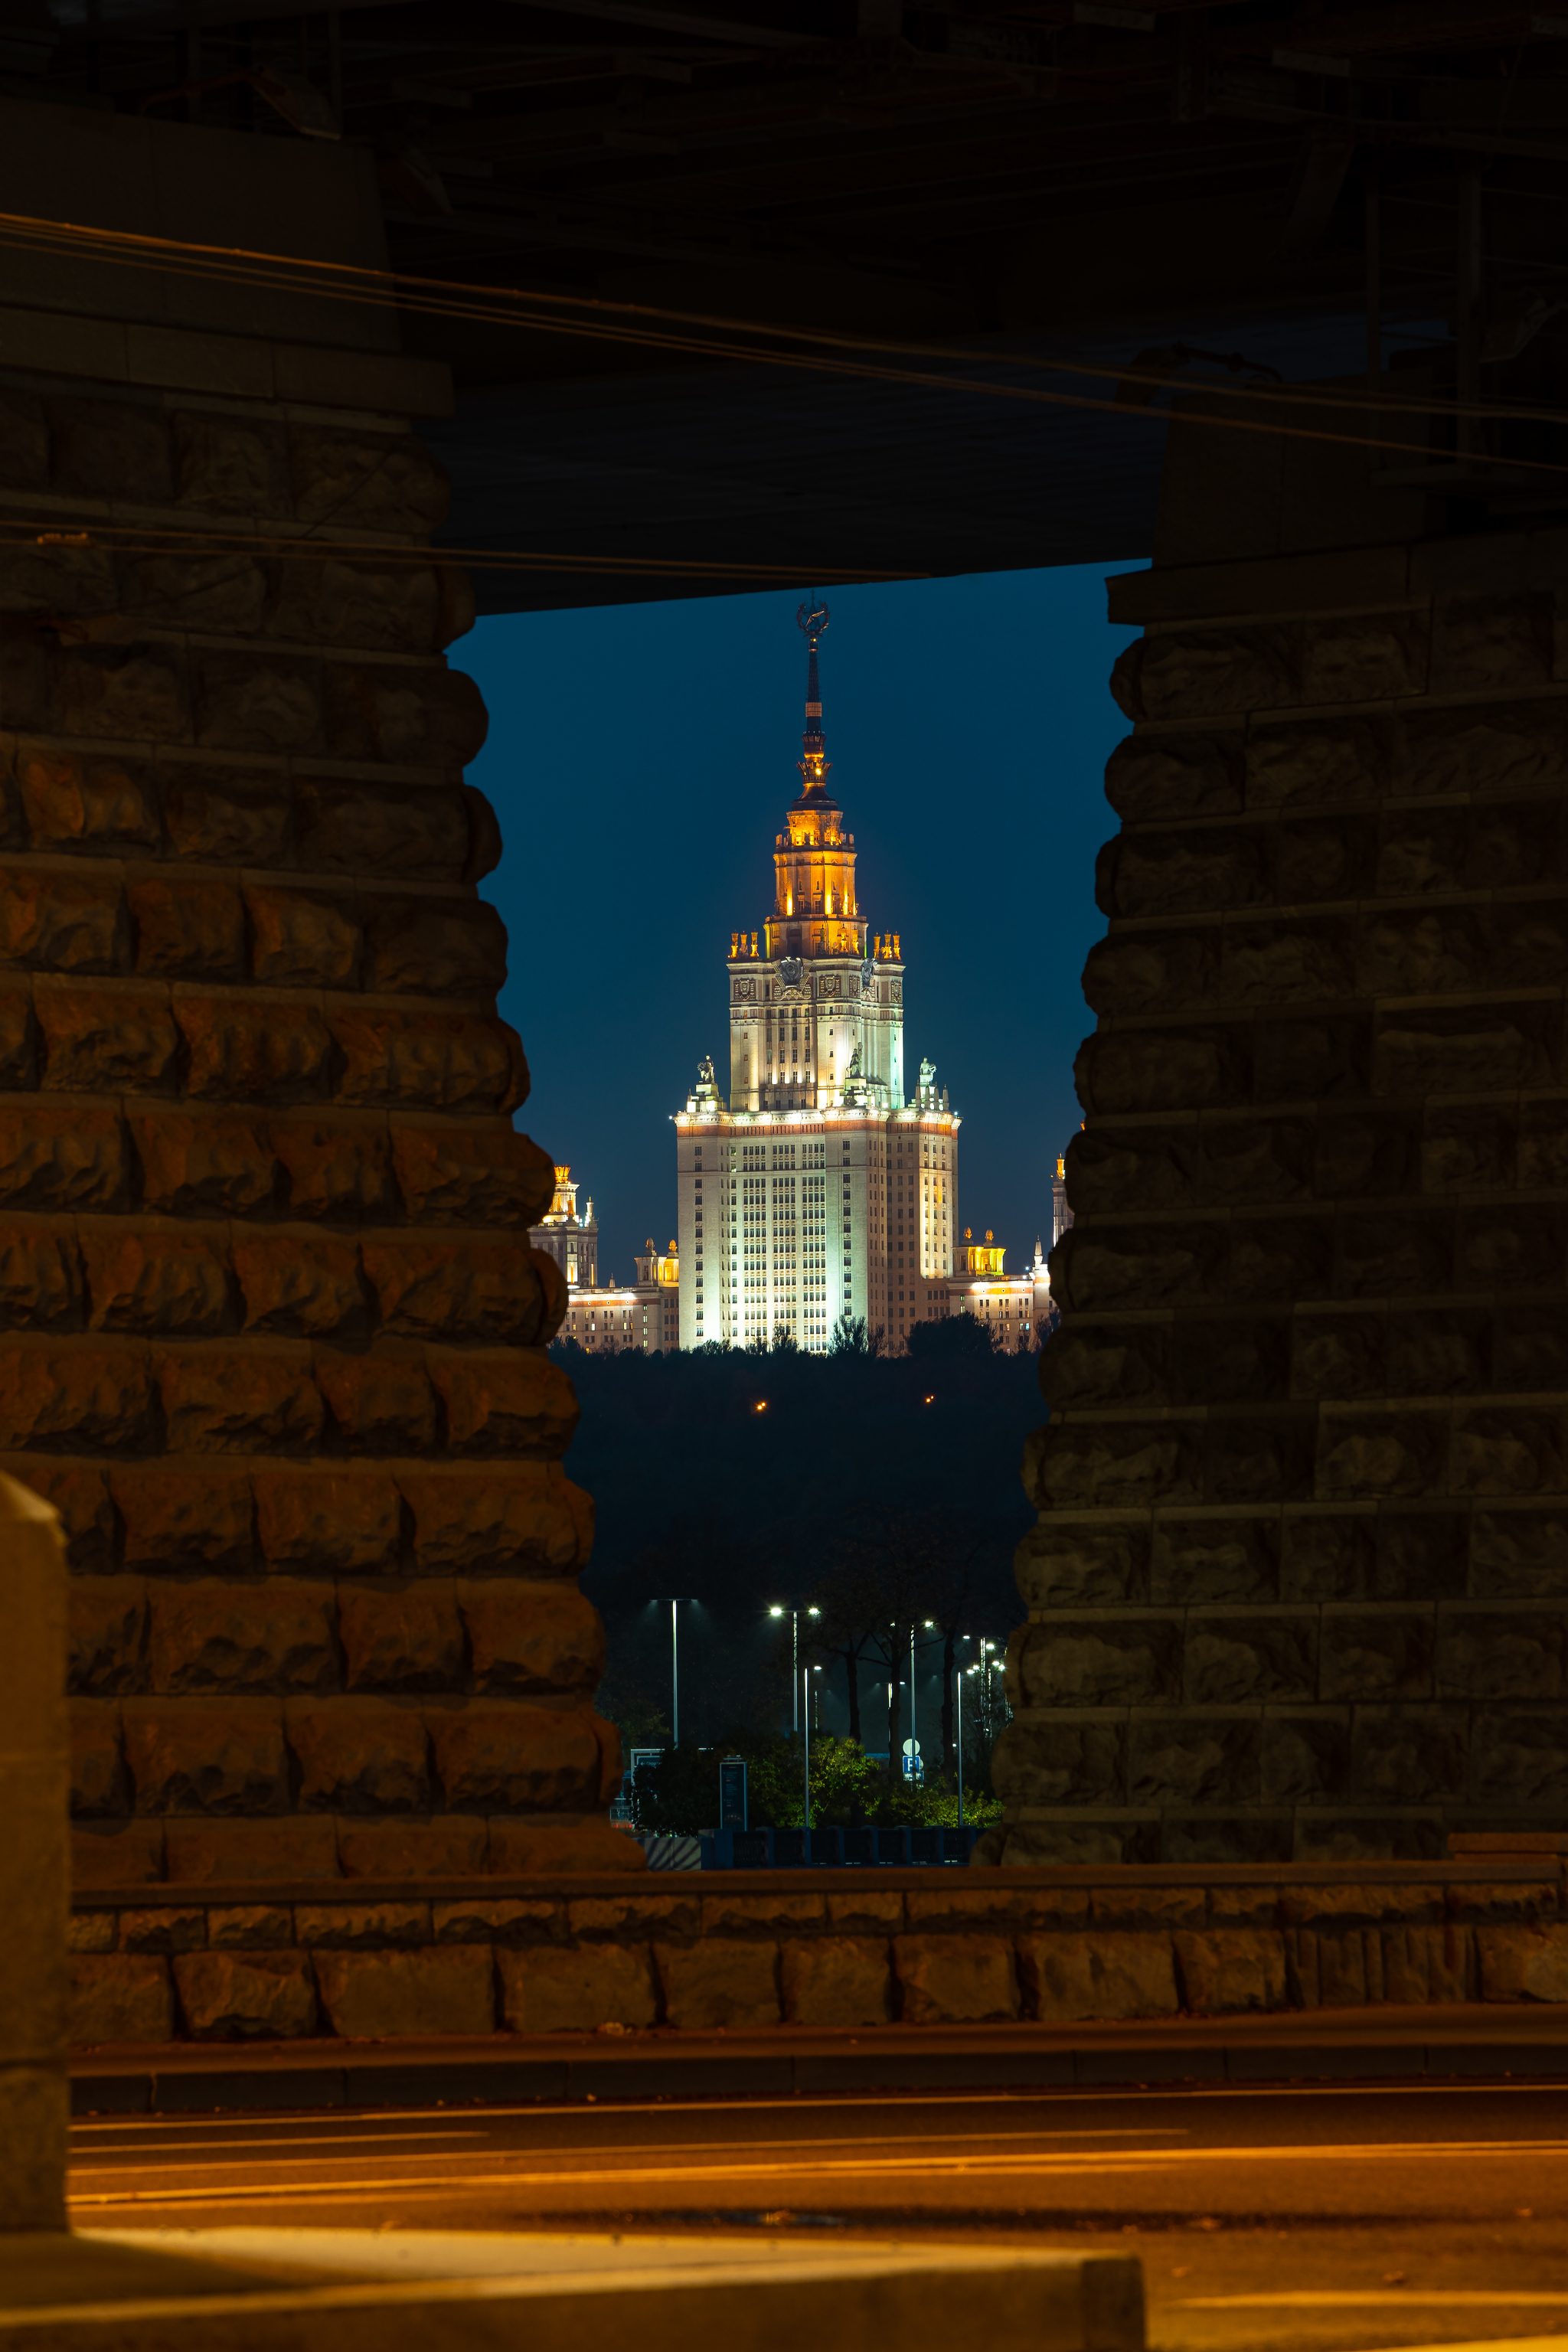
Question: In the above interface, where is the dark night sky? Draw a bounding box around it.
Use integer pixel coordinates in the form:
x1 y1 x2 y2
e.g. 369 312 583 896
462 564 1142 1286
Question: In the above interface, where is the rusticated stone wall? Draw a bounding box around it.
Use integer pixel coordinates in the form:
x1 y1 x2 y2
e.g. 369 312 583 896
66 1860 1568 2042
992 410 1568 1866
0 374 630 1900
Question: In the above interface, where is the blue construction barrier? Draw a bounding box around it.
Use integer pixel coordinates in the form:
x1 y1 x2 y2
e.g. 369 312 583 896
701 1824 978 1868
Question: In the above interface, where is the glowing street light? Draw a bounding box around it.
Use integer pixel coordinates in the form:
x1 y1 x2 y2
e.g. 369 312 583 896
769 1602 821 1732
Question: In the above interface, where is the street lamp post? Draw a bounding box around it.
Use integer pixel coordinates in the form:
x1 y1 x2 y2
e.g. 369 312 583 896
802 1664 812 1833
671 1599 679 1746
956 1664 965 1830
769 1602 819 1734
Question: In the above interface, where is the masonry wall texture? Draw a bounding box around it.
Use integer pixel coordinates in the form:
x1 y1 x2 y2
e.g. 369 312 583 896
66 1861 1568 2043
0 106 633 1913
990 397 1568 1866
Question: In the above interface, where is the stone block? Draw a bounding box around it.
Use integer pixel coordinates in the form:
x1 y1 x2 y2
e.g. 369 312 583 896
1319 1609 1435 1700
896 1933 1020 2024
325 665 487 769
254 1472 400 1574
1470 1507 1568 1598
361 900 506 999
1451 1409 1565 1499
1477 1924 1568 2002
67 1581 144 1698
122 1697 286 1815
1129 1716 1259 1806
655 1938 779 2029
272 1121 397 1221
286 1701 430 1812
290 429 450 534
400 1467 591 1574
233 1236 367 1339
270 558 443 655
1104 732 1243 820
363 1242 545 1346
339 1583 462 1693
315 1350 438 1453
195 655 322 754
22 1464 113 1570
1350 1707 1468 1802
295 1900 430 1949
485 1817 646 1875
1172 1929 1286 2014
1432 593 1553 692
1383 1922 1472 2004
131 1114 276 1217
52 398 172 501
328 1006 525 1114
313 1945 494 2037
500 1943 658 2033
155 1349 324 1453
435 1898 559 1945
1472 1710 1568 1804
827 1890 904 1932
1018 1932 1178 2021
71 1821 165 1888
70 1955 172 2047
390 1124 558 1227
779 1937 892 2028
1152 1517 1278 1604
1259 1713 1350 1803
245 884 361 989
207 1906 293 1951
1016 1615 1183 1707
115 1468 255 1576
148 1579 337 1696
82 1232 230 1336
129 878 245 981
1293 1815 1446 1864
427 1702 601 1812
36 986 178 1093
1281 1514 1377 1600
165 1817 338 1883
163 767 290 865
293 777 468 879
991 1718 1125 1808
1290 1317 1385 1403
459 1582 604 1696
117 1908 206 1955
1436 1609 1563 1700
1445 1880 1558 1923
0 390 46 489
568 1894 696 1939
178 996 333 1104
68 1913 116 1955
1014 1524 1149 1609
700 1892 825 1936
1028 1419 1202 1511
0 1345 155 1452
1375 1513 1468 1602
57 645 188 743
174 1951 318 2040
0 871 126 975
337 1816 487 1879
1375 1002 1553 1096
0 1108 124 1213
1184 1615 1315 1704
70 1700 126 1818
428 1350 580 1457
129 554 266 634
1317 1412 1447 1501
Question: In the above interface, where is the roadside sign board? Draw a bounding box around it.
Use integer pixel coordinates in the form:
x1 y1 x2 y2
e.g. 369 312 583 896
719 1755 748 1829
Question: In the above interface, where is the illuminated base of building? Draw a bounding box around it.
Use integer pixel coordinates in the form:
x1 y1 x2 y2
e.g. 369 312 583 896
677 1102 961 1357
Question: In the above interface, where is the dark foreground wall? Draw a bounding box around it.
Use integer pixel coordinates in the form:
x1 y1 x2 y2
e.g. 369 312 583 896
995 394 1568 1864
0 98 632 1903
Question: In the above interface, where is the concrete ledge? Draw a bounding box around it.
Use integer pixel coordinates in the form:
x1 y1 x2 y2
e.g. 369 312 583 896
68 2004 1568 2118
0 2232 1144 2351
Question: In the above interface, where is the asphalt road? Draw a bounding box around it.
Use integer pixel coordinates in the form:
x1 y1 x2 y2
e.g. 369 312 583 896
70 2081 1568 2352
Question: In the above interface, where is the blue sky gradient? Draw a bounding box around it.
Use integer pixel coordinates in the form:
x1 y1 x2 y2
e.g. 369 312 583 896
462 565 1142 1285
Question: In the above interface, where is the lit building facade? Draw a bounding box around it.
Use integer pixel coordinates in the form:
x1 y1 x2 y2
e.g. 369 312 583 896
558 1239 680 1355
675 599 959 1354
528 1165 598 1289
946 1229 1054 1354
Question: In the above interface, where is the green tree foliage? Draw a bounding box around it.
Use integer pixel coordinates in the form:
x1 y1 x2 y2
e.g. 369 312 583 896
626 1733 1001 1836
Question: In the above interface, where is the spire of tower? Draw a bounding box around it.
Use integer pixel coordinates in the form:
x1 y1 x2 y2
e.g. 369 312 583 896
795 593 831 789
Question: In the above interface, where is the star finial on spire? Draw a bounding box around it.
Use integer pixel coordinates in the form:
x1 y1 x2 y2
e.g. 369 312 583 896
796 592 831 789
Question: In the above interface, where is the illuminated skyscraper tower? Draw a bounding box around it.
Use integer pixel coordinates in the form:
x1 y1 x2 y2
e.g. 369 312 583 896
674 599 960 1353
